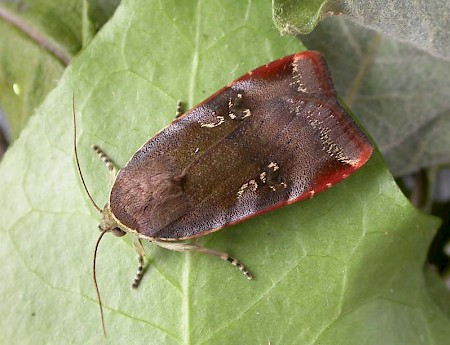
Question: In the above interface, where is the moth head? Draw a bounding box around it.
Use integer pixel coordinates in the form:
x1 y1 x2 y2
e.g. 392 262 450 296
98 204 126 237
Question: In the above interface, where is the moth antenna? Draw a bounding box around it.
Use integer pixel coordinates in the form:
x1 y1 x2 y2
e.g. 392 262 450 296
93 228 109 337
72 94 102 212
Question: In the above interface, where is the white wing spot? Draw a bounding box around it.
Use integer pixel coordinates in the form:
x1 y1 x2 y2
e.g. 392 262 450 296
259 171 267 183
268 162 280 171
200 116 225 128
237 179 258 198
242 109 251 118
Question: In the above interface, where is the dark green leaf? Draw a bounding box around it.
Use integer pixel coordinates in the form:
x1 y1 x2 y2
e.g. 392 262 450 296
273 0 450 59
0 0 119 144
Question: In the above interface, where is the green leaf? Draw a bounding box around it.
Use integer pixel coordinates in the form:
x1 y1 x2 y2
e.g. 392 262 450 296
273 0 450 59
1 0 448 344
301 17 450 176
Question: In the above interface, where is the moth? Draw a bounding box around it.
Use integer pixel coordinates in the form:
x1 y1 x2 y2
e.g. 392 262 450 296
73 51 373 335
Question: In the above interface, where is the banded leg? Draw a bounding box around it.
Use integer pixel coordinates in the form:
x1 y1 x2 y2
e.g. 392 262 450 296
154 240 252 280
91 145 118 185
131 238 146 289
175 100 183 118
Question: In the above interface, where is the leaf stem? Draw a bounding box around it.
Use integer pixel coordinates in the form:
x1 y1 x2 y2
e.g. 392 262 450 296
0 4 70 66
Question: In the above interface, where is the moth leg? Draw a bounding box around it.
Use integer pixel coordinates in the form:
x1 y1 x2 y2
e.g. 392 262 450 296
153 241 252 280
91 145 118 185
131 238 146 289
175 100 183 118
